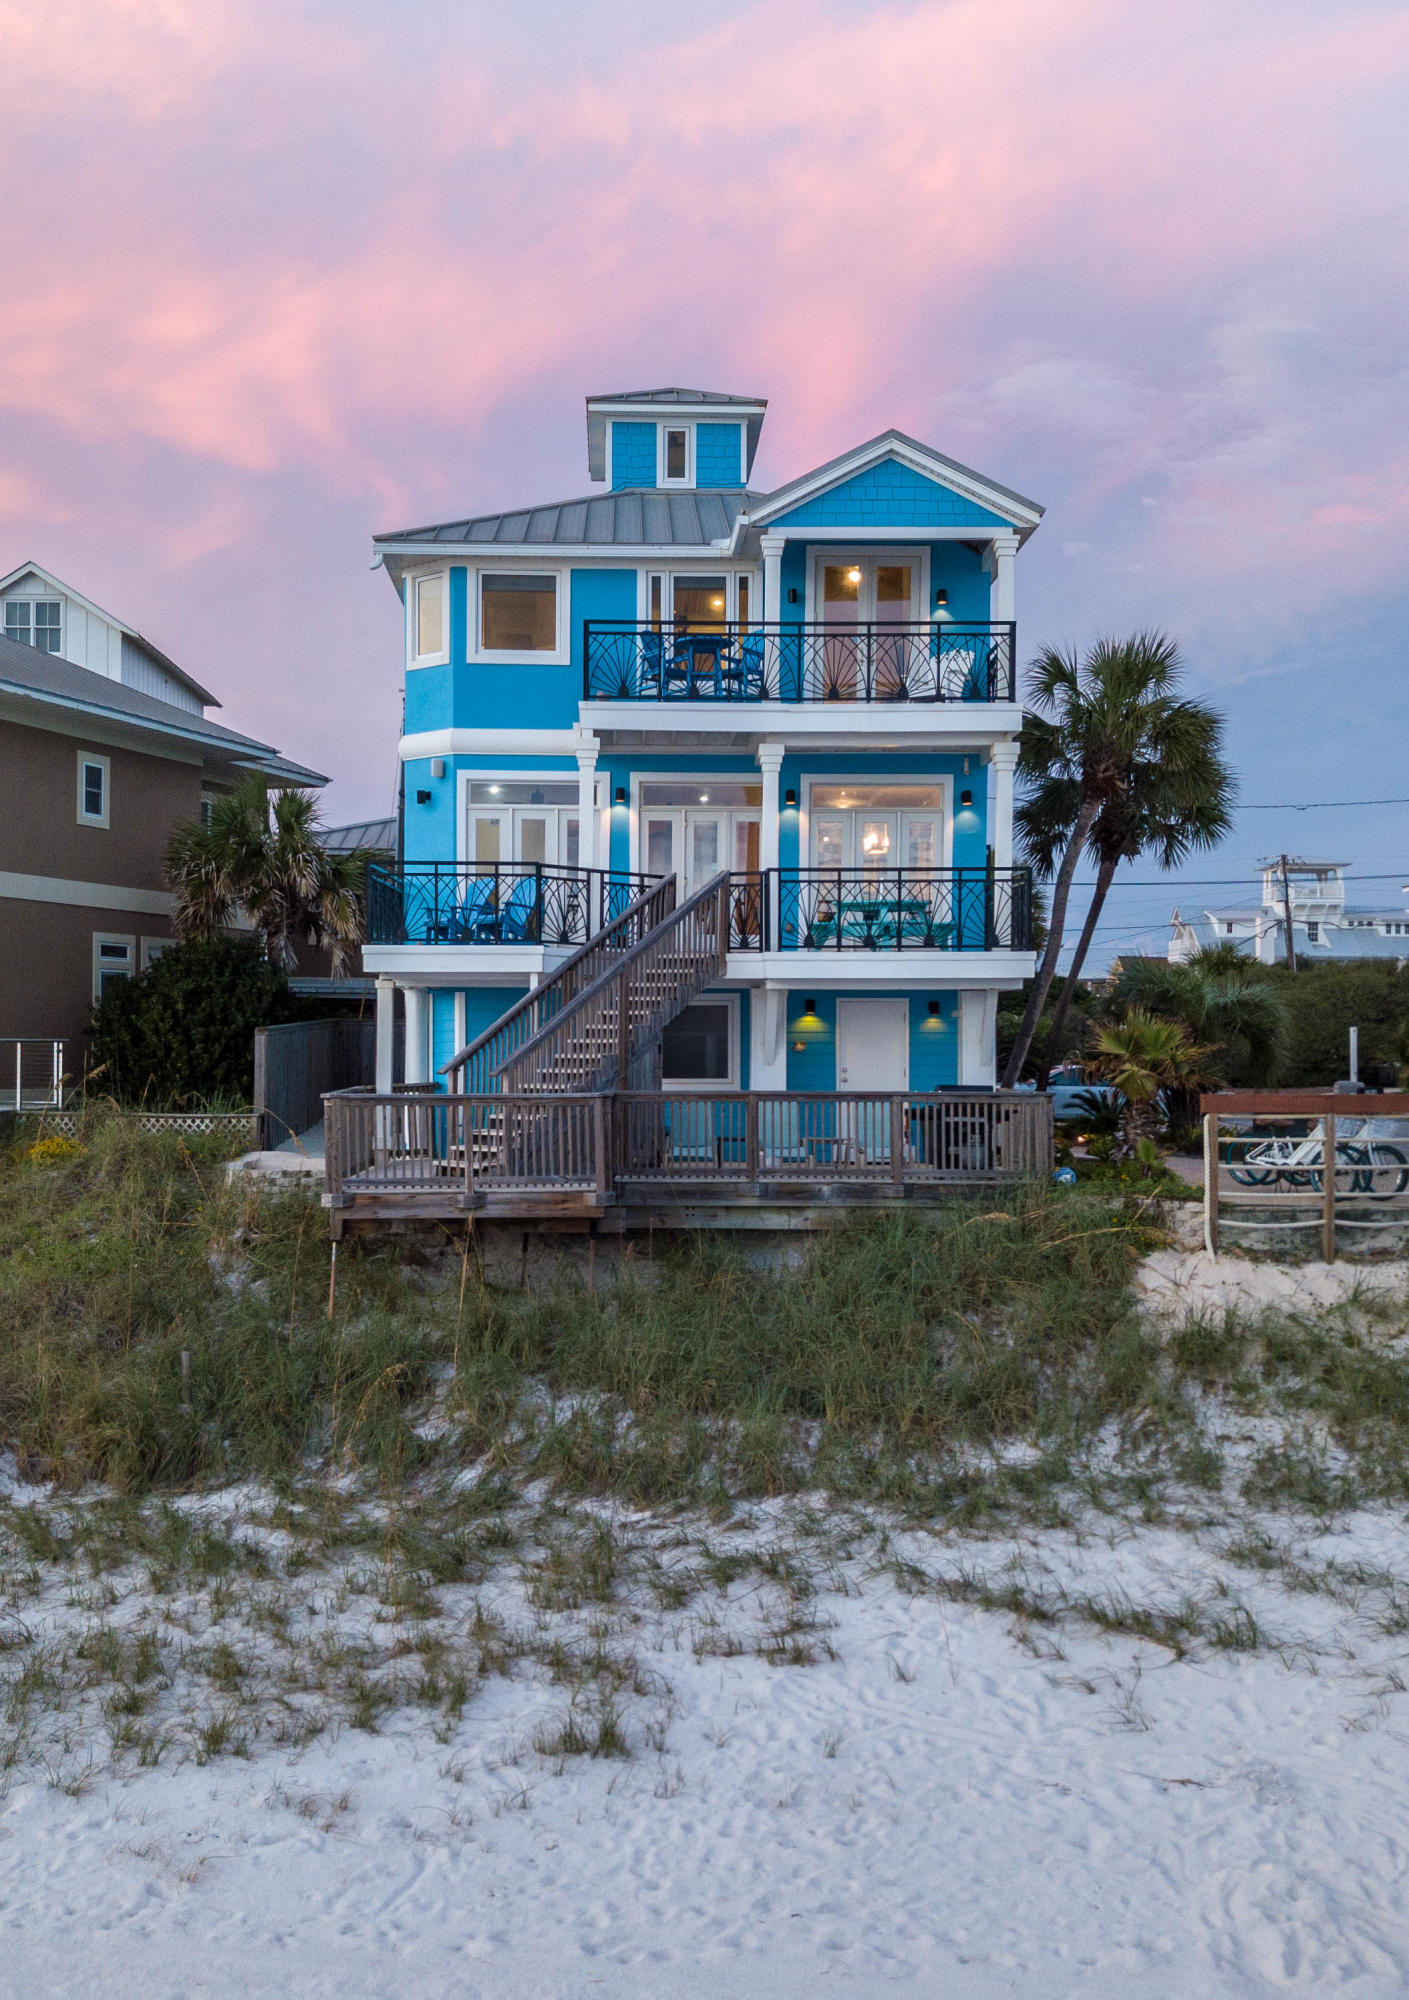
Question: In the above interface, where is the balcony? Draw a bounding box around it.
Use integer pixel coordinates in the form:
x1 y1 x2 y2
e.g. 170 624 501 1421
583 621 1016 706
728 868 1033 954
366 863 652 947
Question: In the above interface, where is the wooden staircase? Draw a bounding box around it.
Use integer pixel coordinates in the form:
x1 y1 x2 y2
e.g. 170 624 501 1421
492 874 730 1096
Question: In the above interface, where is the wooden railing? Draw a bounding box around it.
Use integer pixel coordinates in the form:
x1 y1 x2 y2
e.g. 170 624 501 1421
324 1086 1053 1206
492 874 731 1096
441 875 678 1094
1202 1092 1409 1263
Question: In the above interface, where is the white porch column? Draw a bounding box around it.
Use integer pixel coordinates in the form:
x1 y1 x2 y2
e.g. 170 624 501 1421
989 533 1019 626
958 989 998 1088
575 734 600 873
761 533 786 622
990 737 1019 873
403 986 431 1085
748 987 788 1091
374 976 396 1093
756 738 785 951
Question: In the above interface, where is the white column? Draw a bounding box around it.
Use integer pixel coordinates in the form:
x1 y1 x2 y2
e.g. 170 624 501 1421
990 533 1019 626
403 986 431 1085
958 989 998 1087
575 735 600 873
375 976 396 1093
989 738 1019 872
749 987 788 1091
761 533 786 622
756 739 785 952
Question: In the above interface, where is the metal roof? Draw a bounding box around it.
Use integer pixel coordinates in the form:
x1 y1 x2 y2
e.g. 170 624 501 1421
586 387 766 408
0 561 218 707
0 635 326 785
375 488 764 552
584 390 768 481
322 815 396 854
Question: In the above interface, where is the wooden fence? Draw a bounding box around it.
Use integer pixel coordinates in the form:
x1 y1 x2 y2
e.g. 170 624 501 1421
1202 1093 1409 1262
324 1086 1052 1213
254 1016 374 1149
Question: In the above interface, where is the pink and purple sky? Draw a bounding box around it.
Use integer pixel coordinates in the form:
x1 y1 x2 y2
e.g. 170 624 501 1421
5 0 1407 957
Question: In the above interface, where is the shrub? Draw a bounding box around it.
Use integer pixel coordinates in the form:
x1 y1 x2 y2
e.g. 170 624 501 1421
91 937 296 1106
1269 961 1409 1088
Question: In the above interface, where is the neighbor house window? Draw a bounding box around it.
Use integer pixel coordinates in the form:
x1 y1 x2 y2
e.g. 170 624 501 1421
414 573 445 660
77 752 109 828
5 599 61 651
1306 921 1320 944
140 937 172 971
480 574 558 653
661 999 737 1086
92 935 135 1004
662 426 690 484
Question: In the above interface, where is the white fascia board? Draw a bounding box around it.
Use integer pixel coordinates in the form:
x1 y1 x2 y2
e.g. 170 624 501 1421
579 701 1024 749
361 945 571 982
379 541 735 563
400 727 590 762
724 952 1035 988
746 438 1042 537
586 400 766 421
0 871 174 916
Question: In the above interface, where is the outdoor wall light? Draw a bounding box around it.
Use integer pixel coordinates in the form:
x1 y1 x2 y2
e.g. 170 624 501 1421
802 997 816 1017
783 788 797 808
430 757 446 779
934 588 948 608
959 789 973 808
787 587 799 603
416 789 432 805
614 786 627 805
928 1000 941 1018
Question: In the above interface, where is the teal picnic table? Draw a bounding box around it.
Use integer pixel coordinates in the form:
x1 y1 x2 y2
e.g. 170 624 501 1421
806 895 954 950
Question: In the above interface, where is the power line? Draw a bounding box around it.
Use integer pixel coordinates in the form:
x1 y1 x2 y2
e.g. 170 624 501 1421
1069 870 1409 888
1236 797 1409 811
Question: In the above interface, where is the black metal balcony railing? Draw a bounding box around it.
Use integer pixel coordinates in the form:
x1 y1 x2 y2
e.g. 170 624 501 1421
366 863 653 948
583 621 1016 705
368 864 1033 954
771 867 1032 953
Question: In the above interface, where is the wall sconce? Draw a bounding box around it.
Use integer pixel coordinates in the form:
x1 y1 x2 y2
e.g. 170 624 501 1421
934 588 948 608
614 786 627 805
802 997 816 1017
787 587 799 603
415 789 432 805
430 757 446 780
783 788 797 808
960 789 973 808
928 999 941 1018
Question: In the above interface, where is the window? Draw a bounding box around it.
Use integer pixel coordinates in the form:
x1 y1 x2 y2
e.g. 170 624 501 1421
1306 921 1320 944
414 573 445 661
464 779 580 868
77 752 109 828
663 427 690 484
92 934 135 1004
1226 922 1235 935
480 573 558 653
671 576 728 632
661 999 737 1086
4 599 60 651
140 937 172 971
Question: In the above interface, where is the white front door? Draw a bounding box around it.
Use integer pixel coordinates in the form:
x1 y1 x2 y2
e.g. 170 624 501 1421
836 997 909 1091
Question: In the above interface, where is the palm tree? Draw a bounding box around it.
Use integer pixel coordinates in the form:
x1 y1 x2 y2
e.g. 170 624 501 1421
167 776 369 975
1000 633 1233 1088
1086 1008 1214 1158
1105 949 1288 1130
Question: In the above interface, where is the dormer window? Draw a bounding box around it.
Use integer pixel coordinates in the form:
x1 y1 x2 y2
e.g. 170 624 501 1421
5 599 61 652
661 426 692 486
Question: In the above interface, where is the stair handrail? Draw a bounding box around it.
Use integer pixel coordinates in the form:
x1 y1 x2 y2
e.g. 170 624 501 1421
493 873 731 1096
440 874 677 1093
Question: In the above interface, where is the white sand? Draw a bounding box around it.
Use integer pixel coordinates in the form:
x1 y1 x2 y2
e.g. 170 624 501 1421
1139 1206 1409 1324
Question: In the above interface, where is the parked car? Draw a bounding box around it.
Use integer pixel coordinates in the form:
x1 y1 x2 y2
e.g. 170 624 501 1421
1016 1065 1120 1125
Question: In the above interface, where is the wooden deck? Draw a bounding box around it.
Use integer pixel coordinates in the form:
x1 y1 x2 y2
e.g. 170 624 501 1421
324 1087 1053 1235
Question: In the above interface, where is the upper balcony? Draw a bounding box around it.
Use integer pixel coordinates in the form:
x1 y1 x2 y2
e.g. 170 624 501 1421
583 620 1016 708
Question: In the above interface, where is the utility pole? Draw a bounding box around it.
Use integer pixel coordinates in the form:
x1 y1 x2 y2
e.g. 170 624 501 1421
1278 853 1297 973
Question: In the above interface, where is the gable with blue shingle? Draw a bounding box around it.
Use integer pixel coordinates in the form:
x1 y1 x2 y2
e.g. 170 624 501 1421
769 456 1011 530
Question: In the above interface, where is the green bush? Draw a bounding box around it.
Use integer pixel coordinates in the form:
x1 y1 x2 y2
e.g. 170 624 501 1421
1268 961 1409 1088
91 937 296 1106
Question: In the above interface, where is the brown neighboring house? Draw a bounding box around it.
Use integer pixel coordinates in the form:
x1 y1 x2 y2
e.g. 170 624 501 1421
0 565 324 1051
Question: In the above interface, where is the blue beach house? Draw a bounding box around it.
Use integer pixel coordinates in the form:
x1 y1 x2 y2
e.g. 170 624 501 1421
342 387 1047 1223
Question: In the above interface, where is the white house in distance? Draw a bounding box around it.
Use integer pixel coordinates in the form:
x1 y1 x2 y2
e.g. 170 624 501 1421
1170 858 1409 965
0 561 215 712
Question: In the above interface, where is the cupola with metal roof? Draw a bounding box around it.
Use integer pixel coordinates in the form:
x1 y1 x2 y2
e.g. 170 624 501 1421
586 387 767 487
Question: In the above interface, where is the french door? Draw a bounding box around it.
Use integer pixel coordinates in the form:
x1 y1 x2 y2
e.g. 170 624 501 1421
643 809 729 894
810 806 943 874
468 806 579 869
815 551 923 698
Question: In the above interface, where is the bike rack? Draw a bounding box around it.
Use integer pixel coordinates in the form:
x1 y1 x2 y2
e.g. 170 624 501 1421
1202 1092 1409 1264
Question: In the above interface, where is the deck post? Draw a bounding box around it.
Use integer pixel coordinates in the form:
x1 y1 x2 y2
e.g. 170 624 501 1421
891 1095 905 1187
745 1092 759 1183
1203 1110 1219 1259
1322 1110 1337 1264
593 1094 610 1197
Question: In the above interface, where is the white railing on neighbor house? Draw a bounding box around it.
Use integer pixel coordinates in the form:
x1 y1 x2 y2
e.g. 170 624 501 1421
1 1039 72 1111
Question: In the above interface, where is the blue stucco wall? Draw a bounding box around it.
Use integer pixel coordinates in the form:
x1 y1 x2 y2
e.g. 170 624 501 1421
423 987 530 1088
571 567 637 689
771 458 1010 530
785 992 959 1091
611 423 656 489
696 423 741 487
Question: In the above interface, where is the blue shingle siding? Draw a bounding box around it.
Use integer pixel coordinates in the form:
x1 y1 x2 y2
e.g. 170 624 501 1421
611 423 657 490
696 423 742 487
772 458 1010 530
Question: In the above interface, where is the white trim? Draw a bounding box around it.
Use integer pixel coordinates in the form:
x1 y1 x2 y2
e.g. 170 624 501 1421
657 422 695 488
0 871 173 915
379 539 736 562
401 727 590 760
660 990 741 1091
454 766 586 867
576 701 1026 751
587 400 766 420
139 934 172 970
91 931 136 1005
411 570 449 667
474 565 569 665
362 944 576 980
726 955 1032 989
76 749 110 828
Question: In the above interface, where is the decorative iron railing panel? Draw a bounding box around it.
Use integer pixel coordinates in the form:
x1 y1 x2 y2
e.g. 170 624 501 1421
771 867 1032 953
583 621 1016 705
366 863 653 948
